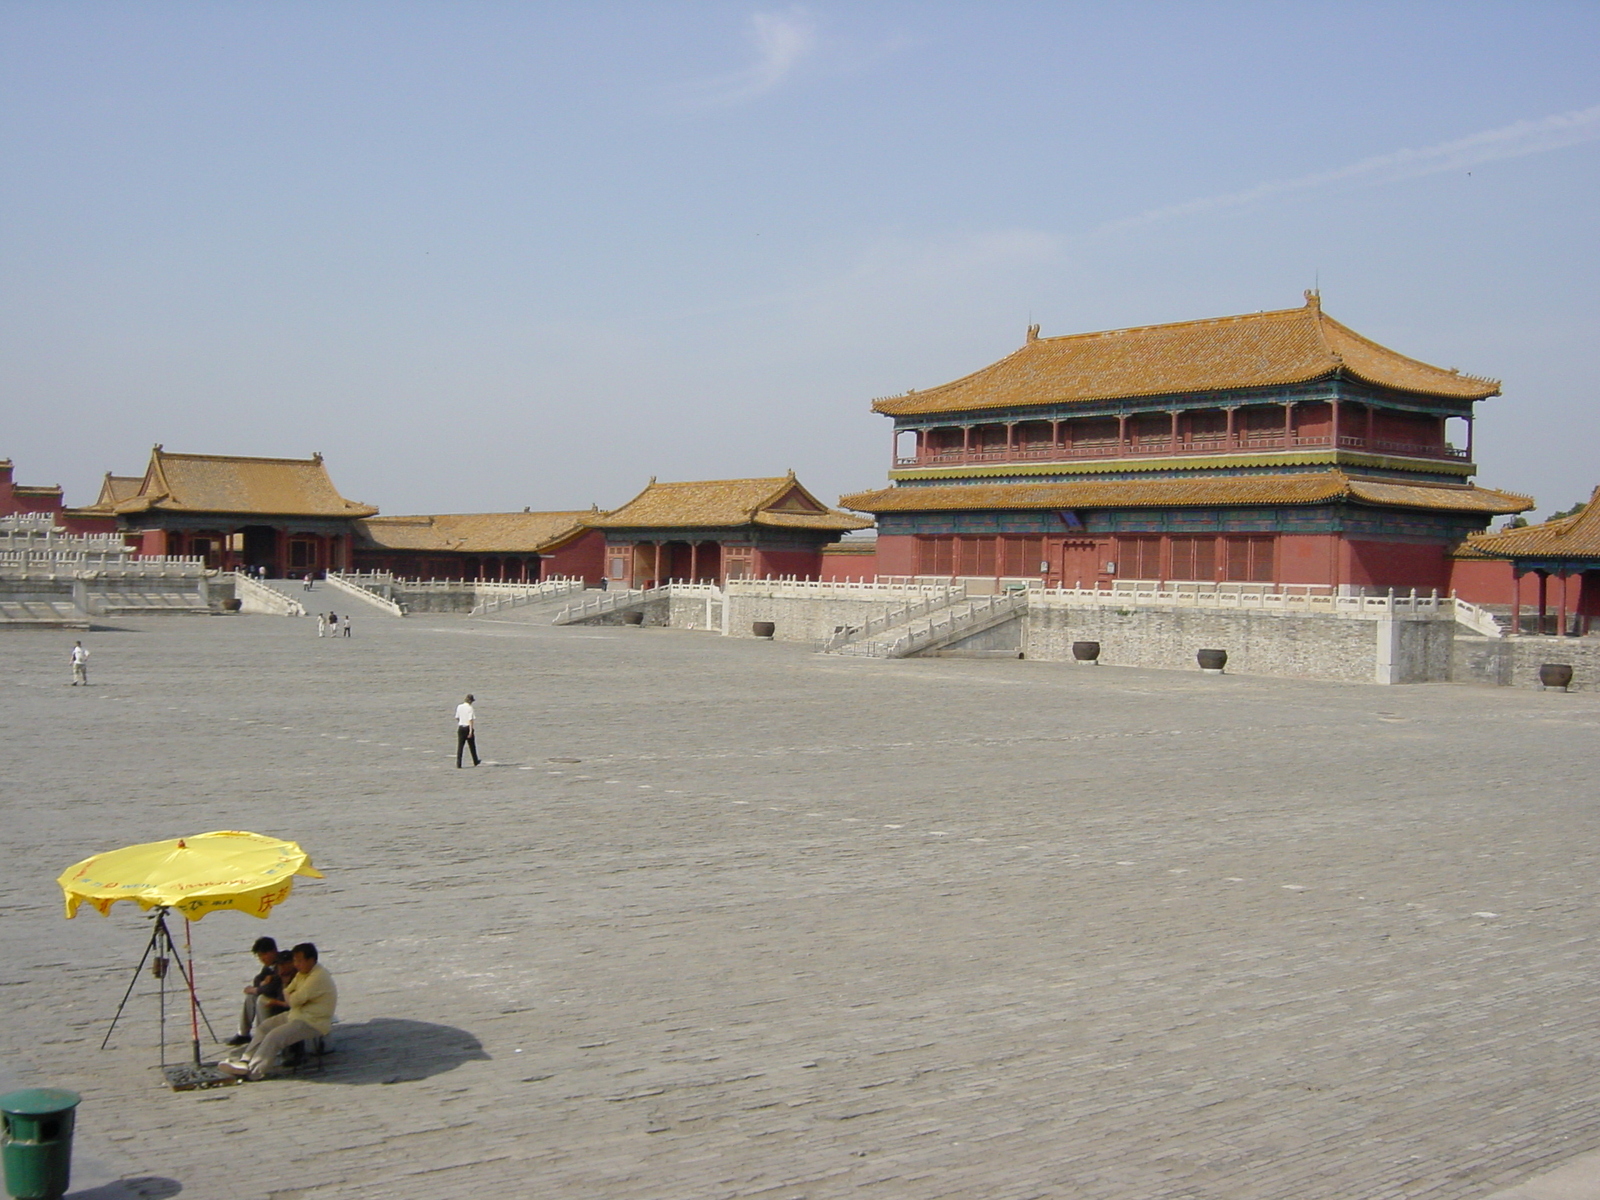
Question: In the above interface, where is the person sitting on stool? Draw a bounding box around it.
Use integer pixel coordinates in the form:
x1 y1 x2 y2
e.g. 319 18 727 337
227 937 283 1047
220 942 336 1081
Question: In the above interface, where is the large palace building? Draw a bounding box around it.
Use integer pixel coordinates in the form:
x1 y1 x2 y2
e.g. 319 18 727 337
842 294 1531 591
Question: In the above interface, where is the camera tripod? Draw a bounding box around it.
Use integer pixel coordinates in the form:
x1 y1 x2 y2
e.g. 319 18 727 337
101 906 219 1069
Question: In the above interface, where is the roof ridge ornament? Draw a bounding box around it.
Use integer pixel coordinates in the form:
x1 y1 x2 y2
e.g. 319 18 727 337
1027 323 1040 342
1304 289 1320 311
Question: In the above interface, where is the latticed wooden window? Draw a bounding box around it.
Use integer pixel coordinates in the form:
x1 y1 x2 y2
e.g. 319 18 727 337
1117 536 1162 579
1000 536 1043 576
958 537 996 577
1169 536 1216 581
1225 536 1274 582
918 537 953 576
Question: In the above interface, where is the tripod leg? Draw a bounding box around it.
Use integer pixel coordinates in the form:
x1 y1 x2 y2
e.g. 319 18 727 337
165 923 219 1047
100 916 162 1051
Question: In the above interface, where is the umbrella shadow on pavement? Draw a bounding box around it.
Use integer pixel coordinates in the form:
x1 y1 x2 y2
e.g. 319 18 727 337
298 1018 489 1085
67 1178 181 1200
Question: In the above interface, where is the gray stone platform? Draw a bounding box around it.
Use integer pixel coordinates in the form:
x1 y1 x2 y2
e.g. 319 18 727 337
2 613 1598 1199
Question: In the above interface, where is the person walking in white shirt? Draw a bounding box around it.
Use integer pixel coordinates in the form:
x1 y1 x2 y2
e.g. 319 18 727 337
455 695 480 768
70 641 89 686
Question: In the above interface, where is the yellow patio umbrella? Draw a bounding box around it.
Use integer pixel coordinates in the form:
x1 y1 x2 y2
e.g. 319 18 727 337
57 830 323 1081
58 829 323 921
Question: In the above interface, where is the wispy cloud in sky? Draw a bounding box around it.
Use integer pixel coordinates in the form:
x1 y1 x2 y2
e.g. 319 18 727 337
677 8 818 110
1099 103 1600 235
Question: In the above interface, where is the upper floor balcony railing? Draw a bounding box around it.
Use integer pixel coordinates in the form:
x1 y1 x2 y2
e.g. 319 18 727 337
895 433 1469 469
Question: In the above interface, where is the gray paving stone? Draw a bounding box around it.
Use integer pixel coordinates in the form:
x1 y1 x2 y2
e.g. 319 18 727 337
2 614 1599 1198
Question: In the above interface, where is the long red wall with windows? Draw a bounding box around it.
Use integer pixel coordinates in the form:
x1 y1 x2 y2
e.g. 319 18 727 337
871 530 1473 591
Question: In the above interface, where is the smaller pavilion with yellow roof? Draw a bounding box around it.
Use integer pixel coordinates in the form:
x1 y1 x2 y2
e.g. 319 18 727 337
103 446 378 574
591 473 870 587
1453 487 1600 634
352 509 607 584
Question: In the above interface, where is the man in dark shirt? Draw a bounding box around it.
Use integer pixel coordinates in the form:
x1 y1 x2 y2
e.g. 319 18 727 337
227 937 286 1047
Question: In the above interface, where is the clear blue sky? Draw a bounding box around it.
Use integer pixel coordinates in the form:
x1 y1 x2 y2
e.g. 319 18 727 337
3 2 1597 519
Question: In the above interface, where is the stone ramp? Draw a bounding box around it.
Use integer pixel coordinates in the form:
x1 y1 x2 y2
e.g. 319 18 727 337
474 590 596 623
323 572 407 616
552 587 649 625
235 574 308 616
825 590 1028 658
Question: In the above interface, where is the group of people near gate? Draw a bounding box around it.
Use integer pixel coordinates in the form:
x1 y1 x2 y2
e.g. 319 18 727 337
219 936 336 1082
316 612 351 637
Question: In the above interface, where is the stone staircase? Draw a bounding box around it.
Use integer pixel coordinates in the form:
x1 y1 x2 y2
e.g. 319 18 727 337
470 578 585 618
824 589 1028 658
325 572 407 616
235 575 308 617
1451 597 1508 638
551 588 649 626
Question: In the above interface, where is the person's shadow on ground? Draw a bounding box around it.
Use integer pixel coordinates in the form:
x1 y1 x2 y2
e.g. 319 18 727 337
67 1178 181 1199
301 1018 489 1085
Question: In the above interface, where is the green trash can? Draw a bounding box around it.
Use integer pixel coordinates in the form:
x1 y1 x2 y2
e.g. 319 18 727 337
0 1089 80 1200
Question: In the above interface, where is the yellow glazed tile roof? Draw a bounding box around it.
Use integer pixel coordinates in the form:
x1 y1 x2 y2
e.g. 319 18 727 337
76 474 144 514
115 447 377 517
1460 486 1600 560
356 511 597 554
591 475 871 532
872 294 1500 417
841 472 1531 515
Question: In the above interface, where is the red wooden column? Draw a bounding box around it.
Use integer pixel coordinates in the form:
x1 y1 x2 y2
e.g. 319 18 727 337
1283 402 1295 447
1511 570 1522 634
1365 404 1376 448
1558 570 1570 636
1465 415 1475 461
1225 407 1237 449
689 542 699 583
1537 571 1549 634
1051 420 1063 454
1005 423 1016 456
1117 414 1128 455
1170 410 1180 452
1330 399 1341 449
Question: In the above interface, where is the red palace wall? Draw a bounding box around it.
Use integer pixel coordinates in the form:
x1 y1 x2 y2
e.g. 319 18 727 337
819 545 878 581
874 530 1478 592
1449 557 1517 605
873 535 918 578
543 529 607 586
753 547 825 580
1276 534 1341 585
1340 539 1453 594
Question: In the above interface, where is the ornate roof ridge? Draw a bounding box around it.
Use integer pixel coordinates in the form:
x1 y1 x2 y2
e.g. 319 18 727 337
872 296 1501 416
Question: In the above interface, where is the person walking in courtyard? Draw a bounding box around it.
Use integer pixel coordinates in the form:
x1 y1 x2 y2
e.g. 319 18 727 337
341 614 352 637
70 640 89 686
316 613 326 637
455 694 480 767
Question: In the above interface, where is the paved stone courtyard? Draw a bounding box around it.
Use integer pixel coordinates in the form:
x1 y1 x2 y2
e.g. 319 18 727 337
3 611 1599 1200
